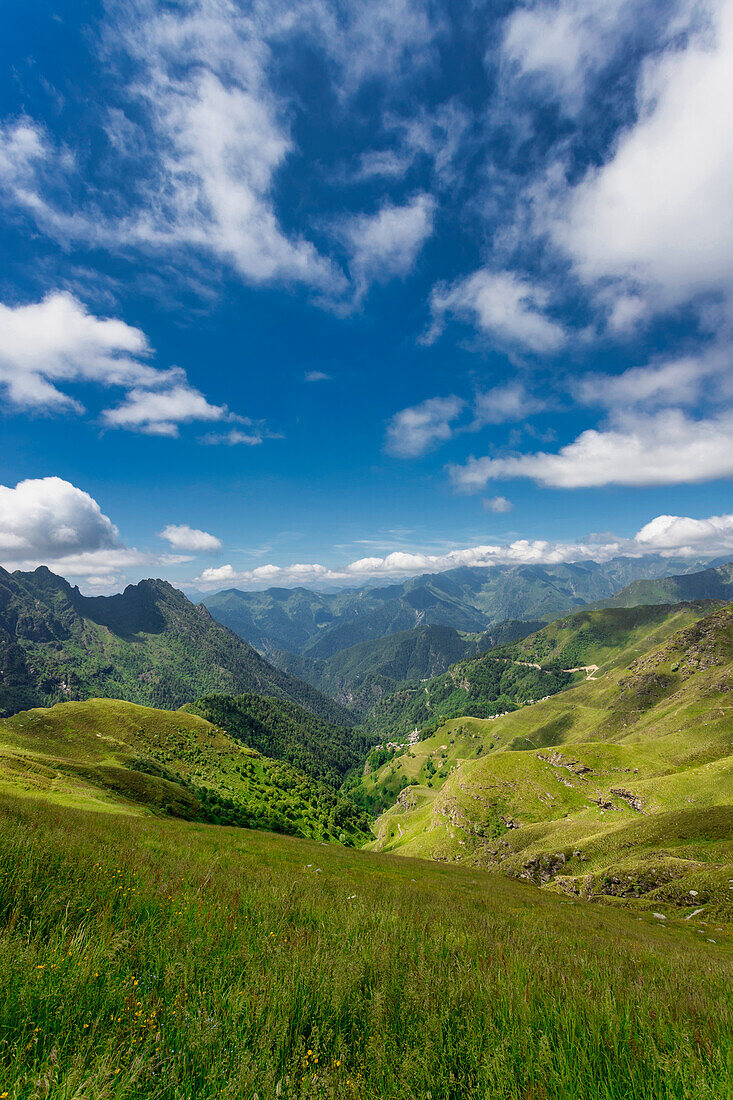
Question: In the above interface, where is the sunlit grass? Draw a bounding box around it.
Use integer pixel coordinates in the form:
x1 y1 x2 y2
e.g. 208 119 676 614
1 794 732 1098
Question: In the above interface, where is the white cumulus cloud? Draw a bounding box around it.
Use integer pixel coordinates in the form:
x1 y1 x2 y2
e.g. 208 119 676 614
102 384 228 437
450 409 733 490
0 292 248 438
634 512 733 552
0 476 195 586
554 0 733 318
0 477 121 559
0 292 156 411
159 525 222 552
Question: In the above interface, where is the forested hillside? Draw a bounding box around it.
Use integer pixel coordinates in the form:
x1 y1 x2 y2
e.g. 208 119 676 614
270 619 547 715
0 698 369 842
0 567 351 724
188 693 370 787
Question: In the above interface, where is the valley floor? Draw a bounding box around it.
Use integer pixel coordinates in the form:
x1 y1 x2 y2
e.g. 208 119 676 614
1 793 732 1099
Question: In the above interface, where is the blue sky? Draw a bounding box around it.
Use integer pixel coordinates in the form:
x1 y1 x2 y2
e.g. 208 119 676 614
1 0 732 593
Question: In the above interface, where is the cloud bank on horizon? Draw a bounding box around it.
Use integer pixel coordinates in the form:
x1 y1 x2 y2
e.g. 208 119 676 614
1 477 732 594
0 0 731 592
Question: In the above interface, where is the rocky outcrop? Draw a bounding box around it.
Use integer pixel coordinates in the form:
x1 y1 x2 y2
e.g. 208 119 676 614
553 860 704 900
589 797 619 811
537 750 592 777
519 852 569 885
610 787 647 813
395 786 418 812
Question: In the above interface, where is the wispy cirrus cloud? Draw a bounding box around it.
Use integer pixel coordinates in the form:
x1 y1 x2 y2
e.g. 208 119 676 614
352 100 472 187
0 0 446 305
337 193 436 308
577 346 732 411
483 495 513 513
385 395 464 457
500 0 642 112
471 382 548 427
426 269 566 353
200 428 266 446
386 382 548 458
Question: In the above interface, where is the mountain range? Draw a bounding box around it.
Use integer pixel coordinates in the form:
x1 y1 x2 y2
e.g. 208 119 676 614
228 561 733 728
203 555 727 660
3 559 732 738
0 566 350 724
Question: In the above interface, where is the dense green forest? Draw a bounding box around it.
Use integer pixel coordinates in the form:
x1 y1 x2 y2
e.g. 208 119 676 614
188 692 371 787
361 655 572 741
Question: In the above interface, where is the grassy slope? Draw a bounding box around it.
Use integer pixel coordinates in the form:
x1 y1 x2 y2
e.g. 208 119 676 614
367 604 733 916
0 568 351 726
355 601 720 745
1 793 732 1099
0 698 369 844
496 599 725 671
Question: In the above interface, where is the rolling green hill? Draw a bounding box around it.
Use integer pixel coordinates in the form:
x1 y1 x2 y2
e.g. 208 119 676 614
0 566 351 725
367 602 733 917
0 697 369 843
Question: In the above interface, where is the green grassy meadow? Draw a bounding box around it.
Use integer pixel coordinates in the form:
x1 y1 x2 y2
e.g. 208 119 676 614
1 601 733 1096
0 698 370 844
365 606 733 915
1 793 732 1100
